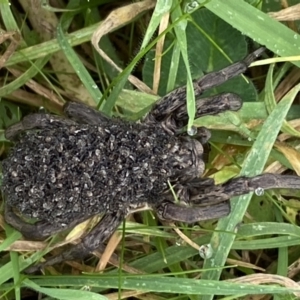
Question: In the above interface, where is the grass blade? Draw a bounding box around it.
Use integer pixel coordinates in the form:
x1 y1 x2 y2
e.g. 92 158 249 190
201 0 300 66
200 81 300 299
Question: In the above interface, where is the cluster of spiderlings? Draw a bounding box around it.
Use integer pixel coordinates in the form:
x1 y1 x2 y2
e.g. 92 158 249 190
1 118 194 225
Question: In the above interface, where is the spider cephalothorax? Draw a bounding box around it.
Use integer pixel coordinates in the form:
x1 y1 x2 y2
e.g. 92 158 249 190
2 47 300 273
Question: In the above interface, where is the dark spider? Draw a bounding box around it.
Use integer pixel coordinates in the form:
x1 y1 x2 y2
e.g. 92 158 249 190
2 47 300 273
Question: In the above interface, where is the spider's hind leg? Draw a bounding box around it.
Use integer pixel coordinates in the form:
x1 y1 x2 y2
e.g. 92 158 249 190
155 200 230 223
25 211 125 273
191 174 300 205
4 203 92 241
4 204 66 240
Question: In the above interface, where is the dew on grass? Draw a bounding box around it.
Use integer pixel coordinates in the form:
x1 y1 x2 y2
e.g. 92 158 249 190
255 187 264 196
199 244 213 259
187 126 197 136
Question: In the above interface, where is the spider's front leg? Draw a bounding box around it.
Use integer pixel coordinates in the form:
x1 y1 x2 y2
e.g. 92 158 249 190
5 101 108 141
145 47 265 131
25 212 125 273
63 102 110 124
5 113 76 141
174 93 242 128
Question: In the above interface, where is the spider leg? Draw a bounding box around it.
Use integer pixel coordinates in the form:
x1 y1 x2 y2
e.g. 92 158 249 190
147 47 265 123
5 114 76 141
160 93 242 134
174 93 242 126
25 211 124 273
191 174 300 205
158 173 300 223
155 201 230 223
4 204 93 240
5 101 109 141
63 102 110 124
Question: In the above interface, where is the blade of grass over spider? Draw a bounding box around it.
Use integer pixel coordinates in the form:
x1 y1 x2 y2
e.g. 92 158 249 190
200 81 300 299
199 0 300 67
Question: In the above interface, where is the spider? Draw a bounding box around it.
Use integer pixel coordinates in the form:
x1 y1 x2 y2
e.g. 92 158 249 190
2 47 300 273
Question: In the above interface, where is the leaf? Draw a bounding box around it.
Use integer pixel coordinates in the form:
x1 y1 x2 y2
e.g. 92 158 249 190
143 9 258 102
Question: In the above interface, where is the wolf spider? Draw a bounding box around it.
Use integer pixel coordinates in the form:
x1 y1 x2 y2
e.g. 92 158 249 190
2 47 300 273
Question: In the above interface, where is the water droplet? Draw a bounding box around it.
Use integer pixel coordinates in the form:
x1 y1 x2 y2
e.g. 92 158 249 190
187 126 197 136
175 238 182 246
199 244 213 259
184 1 199 13
255 187 264 196
294 34 298 39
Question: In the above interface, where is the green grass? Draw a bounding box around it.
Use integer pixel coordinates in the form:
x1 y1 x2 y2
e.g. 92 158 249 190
1 0 300 299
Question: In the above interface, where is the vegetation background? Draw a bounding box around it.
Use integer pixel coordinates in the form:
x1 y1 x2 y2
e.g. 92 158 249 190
1 0 300 299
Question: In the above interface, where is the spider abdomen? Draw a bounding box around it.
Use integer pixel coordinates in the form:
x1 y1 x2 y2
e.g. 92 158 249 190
2 120 184 225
